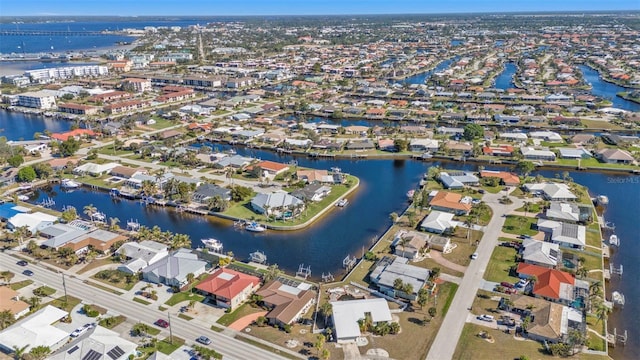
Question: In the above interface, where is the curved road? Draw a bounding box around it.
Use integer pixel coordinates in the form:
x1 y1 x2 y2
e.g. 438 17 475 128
426 191 523 360
0 253 302 360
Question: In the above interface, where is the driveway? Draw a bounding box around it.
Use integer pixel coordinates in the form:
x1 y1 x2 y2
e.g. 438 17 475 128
228 311 267 331
428 251 467 273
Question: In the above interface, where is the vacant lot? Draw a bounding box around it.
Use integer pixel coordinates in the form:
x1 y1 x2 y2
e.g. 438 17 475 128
484 246 519 284
502 215 538 236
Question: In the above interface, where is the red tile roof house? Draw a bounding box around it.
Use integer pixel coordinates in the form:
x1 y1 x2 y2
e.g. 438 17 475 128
255 280 317 326
516 263 587 305
479 170 520 186
195 268 261 310
51 129 98 141
250 160 290 176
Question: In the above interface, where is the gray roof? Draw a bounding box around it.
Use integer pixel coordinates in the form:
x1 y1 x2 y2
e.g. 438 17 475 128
521 238 559 267
142 250 206 283
216 155 253 168
251 191 303 210
193 184 231 201
116 240 168 265
551 223 586 247
370 257 429 295
546 202 579 222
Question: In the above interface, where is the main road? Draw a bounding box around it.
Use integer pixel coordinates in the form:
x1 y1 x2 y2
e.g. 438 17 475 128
426 191 523 360
0 252 302 360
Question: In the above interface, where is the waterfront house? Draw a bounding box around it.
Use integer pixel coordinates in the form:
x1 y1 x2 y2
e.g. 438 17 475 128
391 230 429 260
409 139 439 152
345 139 375 150
290 183 331 202
523 183 576 201
500 295 583 344
545 202 591 223
520 238 560 269
74 162 119 176
529 131 563 142
331 298 392 343
214 155 253 170
570 134 595 145
142 249 207 288
596 148 635 164
250 191 304 216
51 129 98 142
192 184 232 203
0 305 69 354
370 256 430 301
419 211 456 234
482 145 514 157
444 141 473 156
498 132 528 141
516 263 587 305
520 147 556 161
439 172 479 189
116 240 169 274
251 160 290 177
110 165 146 179
196 268 260 310
557 148 591 159
428 190 472 215
377 138 396 151
296 169 335 184
7 212 57 234
255 280 316 326
0 287 29 319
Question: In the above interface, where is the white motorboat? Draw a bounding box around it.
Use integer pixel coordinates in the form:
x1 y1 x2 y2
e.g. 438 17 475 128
596 195 609 206
17 195 29 201
61 179 81 189
612 291 625 307
336 199 349 207
609 234 619 246
202 238 223 253
249 250 267 264
245 222 266 232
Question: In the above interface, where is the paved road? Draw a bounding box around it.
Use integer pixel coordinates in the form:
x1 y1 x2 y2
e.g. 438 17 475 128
0 253 302 360
426 192 523 360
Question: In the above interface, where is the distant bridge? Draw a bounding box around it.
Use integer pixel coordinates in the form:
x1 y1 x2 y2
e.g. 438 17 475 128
0 30 121 37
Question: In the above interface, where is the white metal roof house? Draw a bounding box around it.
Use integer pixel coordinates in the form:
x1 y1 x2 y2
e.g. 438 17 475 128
73 162 119 176
419 211 456 234
7 212 58 234
250 191 304 215
142 249 207 287
0 305 69 353
331 298 392 343
49 325 137 360
521 238 560 268
370 257 430 300
116 240 169 273
524 183 576 201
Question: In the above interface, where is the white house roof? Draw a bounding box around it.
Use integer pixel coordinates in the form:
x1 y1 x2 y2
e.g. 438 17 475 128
557 148 591 159
370 257 430 295
529 131 563 142
331 298 392 340
251 191 303 210
546 202 580 222
74 162 119 175
420 210 455 232
499 132 528 140
141 250 206 283
524 183 576 200
9 212 58 233
521 238 559 267
0 305 68 352
520 147 556 158
49 325 137 360
551 223 586 248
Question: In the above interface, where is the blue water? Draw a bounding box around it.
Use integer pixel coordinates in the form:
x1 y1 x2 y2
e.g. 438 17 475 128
450 40 463 46
396 57 457 85
0 19 203 54
0 110 72 140
579 65 640 112
493 62 517 90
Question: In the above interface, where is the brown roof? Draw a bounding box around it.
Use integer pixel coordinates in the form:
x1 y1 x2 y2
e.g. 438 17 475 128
255 281 316 325
110 165 142 178
0 287 29 316
509 295 564 341
429 191 472 213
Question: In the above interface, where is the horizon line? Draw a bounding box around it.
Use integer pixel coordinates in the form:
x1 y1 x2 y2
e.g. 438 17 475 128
1 9 639 17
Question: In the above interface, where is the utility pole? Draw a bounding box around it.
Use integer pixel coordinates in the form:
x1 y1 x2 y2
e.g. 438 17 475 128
61 272 68 304
168 312 173 344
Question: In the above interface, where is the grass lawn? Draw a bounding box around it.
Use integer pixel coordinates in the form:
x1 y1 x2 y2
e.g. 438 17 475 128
146 118 178 130
33 285 56 297
217 303 264 326
344 259 375 286
484 246 520 284
510 187 526 198
157 337 185 355
47 295 82 312
133 297 152 305
555 157 638 170
178 313 193 320
515 203 541 214
480 184 503 194
454 323 608 360
9 280 33 290
502 215 538 236
414 257 464 278
580 118 626 130
98 315 127 329
562 249 601 272
92 270 137 291
470 289 501 316
585 228 602 248
164 292 205 306
77 257 119 274
97 145 133 156
235 336 301 360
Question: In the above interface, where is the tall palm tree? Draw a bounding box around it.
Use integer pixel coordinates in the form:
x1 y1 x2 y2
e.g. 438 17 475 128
13 226 30 247
186 273 195 293
594 301 611 324
11 345 28 360
0 310 16 330
320 302 333 326
83 204 97 221
108 217 120 231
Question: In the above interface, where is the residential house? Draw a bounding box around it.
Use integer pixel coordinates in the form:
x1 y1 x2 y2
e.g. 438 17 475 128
520 238 560 268
345 139 375 150
428 190 472 215
110 165 145 179
0 305 69 353
49 326 137 360
7 212 57 234
545 202 591 223
290 183 331 202
439 172 479 189
596 149 635 164
520 147 556 161
420 210 456 234
499 132 528 141
74 162 119 176
255 280 316 326
250 191 304 216
516 263 587 305
0 287 29 319
479 170 520 186
116 240 169 274
252 160 290 177
391 230 429 260
409 139 439 152
195 268 260 310
331 298 392 343
370 256 430 300
192 184 232 203
377 138 396 151
296 169 335 184
557 148 591 159
482 145 514 157
529 131 563 142
523 183 576 201
142 249 207 288
51 129 97 142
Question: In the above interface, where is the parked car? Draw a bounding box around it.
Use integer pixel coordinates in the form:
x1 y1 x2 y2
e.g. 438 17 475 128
70 326 89 338
478 189 486 194
154 319 169 328
471 252 478 260
196 336 211 345
500 282 514 288
505 288 518 294
477 314 494 322
22 270 33 276
16 260 28 266
516 279 528 288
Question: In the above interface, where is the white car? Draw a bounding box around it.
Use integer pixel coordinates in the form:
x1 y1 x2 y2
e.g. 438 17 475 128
471 252 478 260
477 314 494 322
70 327 88 338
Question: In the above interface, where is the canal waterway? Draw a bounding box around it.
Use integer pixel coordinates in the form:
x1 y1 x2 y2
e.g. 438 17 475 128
396 57 457 85
0 110 72 140
493 62 517 90
578 65 640 112
24 144 640 357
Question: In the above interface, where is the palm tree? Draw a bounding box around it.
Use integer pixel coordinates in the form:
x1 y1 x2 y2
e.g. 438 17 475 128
464 217 473 245
594 301 611 324
320 302 333 326
108 217 120 231
28 345 51 360
13 226 30 247
83 204 97 221
11 345 29 360
0 310 16 330
186 273 195 293
523 201 531 217
27 296 41 311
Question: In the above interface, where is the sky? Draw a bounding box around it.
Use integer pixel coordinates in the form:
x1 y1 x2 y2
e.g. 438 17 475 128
1 0 638 16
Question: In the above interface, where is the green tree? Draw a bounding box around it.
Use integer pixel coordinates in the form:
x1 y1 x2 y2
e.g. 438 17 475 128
32 163 53 179
393 138 409 152
428 307 437 317
0 310 16 330
7 154 24 168
263 264 283 283
186 273 195 293
417 288 429 309
11 344 29 360
516 161 536 177
58 138 80 157
27 345 51 360
17 166 36 182
61 207 78 223
320 302 333 325
463 123 484 140
131 322 149 337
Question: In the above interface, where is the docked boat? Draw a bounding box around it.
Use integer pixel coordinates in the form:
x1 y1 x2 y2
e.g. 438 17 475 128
336 199 349 207
202 238 223 253
609 234 620 247
61 179 81 189
249 250 267 264
245 222 266 232
17 195 29 201
407 189 415 200
596 195 609 206
612 291 625 307
91 212 106 222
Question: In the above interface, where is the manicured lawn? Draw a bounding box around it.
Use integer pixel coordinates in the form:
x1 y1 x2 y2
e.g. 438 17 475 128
133 297 152 305
177 313 193 320
157 337 185 355
555 157 638 170
585 228 602 248
484 246 520 284
580 118 626 130
414 257 464 278
147 327 161 336
92 269 138 290
470 289 501 316
33 285 56 297
146 118 178 130
344 259 375 286
98 315 127 329
217 303 264 326
77 257 120 275
502 215 538 236
47 295 81 312
454 323 609 360
515 203 541 214
85 280 125 295
9 280 33 290
164 291 204 306
562 249 601 272
481 184 503 194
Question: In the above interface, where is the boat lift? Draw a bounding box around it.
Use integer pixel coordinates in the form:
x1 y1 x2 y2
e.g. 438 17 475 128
296 264 311 279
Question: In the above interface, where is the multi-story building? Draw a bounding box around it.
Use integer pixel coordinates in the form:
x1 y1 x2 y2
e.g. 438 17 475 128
122 78 152 93
17 91 56 109
25 65 108 83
